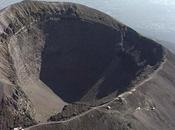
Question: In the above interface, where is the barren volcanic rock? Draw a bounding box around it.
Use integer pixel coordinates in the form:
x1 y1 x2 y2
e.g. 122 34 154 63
0 1 175 130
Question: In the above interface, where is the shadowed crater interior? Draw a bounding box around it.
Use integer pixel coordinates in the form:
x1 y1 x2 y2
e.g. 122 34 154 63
40 18 121 102
39 17 163 103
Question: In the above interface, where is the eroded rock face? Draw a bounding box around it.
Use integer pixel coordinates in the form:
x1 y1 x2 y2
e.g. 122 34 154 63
0 1 166 130
0 82 36 129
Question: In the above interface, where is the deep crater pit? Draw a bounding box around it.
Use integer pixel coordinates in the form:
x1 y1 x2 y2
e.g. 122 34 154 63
38 18 162 103
40 19 122 102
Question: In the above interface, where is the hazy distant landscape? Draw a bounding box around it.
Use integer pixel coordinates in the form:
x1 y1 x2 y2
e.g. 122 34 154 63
0 0 175 52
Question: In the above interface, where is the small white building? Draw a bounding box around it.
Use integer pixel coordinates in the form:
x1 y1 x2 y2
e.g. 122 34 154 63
14 127 24 130
106 106 111 110
136 107 141 111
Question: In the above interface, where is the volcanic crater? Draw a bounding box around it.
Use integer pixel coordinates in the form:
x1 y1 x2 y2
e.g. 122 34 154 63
1 1 164 107
0 1 169 129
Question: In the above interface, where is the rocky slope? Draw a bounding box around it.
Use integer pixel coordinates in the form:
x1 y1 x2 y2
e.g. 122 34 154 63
0 1 174 130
